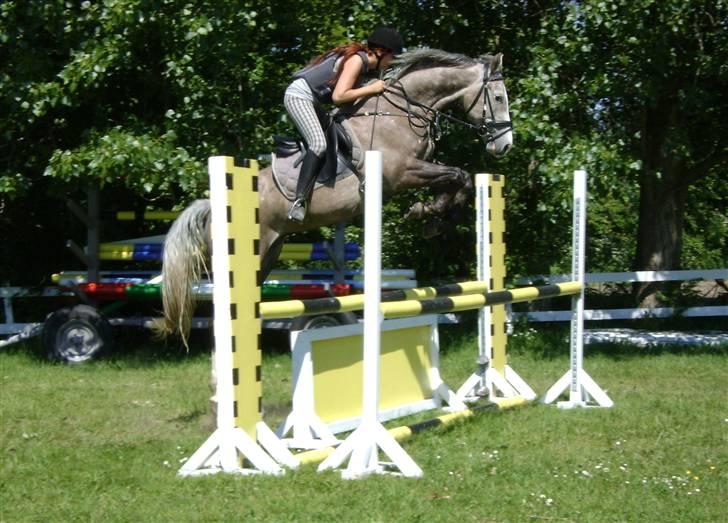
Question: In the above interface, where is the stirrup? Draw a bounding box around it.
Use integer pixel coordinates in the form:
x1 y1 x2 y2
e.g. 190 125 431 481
288 198 307 222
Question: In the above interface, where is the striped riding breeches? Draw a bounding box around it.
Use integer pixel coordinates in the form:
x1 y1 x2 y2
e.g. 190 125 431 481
284 95 327 156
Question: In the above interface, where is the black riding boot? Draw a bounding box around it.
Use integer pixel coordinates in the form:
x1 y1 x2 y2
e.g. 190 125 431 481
288 150 325 222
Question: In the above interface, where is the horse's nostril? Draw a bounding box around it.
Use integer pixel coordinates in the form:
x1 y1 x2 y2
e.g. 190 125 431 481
502 144 511 155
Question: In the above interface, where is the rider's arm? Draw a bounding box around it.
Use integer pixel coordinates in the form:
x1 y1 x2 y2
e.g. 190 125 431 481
331 56 385 105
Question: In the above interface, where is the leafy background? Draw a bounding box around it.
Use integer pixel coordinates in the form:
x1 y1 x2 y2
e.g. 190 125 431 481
1 1 726 297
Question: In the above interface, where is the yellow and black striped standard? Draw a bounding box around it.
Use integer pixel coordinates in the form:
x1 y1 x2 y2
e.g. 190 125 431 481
485 174 508 373
222 158 263 437
259 281 582 320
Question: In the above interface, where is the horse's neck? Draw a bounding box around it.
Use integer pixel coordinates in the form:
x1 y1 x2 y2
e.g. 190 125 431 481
398 65 482 110
339 64 482 161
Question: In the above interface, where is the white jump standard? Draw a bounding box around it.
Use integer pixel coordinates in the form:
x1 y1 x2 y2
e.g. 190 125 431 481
542 170 613 408
317 151 424 479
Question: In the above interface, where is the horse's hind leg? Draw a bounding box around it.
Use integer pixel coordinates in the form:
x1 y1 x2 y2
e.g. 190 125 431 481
260 229 286 282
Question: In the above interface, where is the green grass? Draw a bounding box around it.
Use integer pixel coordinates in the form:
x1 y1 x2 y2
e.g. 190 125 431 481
1 324 726 523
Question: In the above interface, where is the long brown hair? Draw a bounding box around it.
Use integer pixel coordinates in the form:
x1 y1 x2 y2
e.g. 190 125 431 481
307 43 370 85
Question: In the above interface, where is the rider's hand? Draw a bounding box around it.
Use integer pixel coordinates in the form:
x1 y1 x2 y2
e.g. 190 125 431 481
369 80 386 95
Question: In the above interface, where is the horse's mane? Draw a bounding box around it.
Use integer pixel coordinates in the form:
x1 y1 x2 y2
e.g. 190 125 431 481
391 49 482 79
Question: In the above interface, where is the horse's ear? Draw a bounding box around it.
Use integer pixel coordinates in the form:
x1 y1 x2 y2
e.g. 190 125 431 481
492 53 504 73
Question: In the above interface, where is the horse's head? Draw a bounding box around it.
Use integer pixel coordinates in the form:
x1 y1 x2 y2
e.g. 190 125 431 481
379 49 513 157
465 53 513 157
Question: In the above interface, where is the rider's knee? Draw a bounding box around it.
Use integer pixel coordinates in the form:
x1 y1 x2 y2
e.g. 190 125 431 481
308 139 326 156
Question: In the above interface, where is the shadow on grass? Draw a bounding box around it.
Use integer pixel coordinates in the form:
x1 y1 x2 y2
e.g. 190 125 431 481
2 323 293 369
437 310 480 354
169 405 209 423
106 326 292 366
0 336 48 362
8 310 724 367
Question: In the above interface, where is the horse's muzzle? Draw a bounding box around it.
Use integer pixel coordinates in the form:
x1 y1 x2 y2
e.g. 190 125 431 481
486 137 512 157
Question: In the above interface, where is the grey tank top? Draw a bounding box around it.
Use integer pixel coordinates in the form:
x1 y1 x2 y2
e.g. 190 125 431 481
292 51 369 104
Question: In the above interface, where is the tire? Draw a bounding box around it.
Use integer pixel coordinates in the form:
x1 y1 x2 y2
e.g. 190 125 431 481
42 305 114 364
42 308 71 360
290 312 359 331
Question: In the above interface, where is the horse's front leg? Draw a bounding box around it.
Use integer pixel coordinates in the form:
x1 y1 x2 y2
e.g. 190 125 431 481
399 159 473 238
405 174 474 218
399 158 470 191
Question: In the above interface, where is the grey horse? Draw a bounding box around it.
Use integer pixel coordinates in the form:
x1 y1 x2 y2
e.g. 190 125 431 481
158 49 513 344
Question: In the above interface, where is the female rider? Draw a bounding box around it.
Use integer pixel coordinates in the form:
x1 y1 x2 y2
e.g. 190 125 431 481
285 27 404 222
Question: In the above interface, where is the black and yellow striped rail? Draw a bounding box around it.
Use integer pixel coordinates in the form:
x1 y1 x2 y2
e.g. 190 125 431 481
115 210 180 221
259 281 581 320
381 280 489 302
295 397 528 466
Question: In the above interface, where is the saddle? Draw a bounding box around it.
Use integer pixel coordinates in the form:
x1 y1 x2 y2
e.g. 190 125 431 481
271 116 363 202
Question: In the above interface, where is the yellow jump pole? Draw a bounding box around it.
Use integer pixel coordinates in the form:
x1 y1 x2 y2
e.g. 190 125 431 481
296 397 528 467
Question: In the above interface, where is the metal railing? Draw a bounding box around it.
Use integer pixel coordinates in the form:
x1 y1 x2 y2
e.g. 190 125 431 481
512 269 727 322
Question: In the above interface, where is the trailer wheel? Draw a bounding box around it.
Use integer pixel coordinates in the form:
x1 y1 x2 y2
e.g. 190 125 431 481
290 312 359 331
42 305 113 364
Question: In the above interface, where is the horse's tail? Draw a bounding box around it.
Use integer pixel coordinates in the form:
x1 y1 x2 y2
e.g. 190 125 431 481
153 199 211 348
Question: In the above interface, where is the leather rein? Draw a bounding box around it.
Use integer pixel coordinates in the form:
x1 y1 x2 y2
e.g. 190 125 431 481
340 60 513 146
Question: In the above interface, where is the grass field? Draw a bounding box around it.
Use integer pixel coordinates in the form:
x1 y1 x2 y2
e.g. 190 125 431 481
1 322 726 522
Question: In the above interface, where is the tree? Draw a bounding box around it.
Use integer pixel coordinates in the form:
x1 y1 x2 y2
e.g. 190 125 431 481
2 0 726 295
585 1 725 304
492 0 727 302
1 0 317 282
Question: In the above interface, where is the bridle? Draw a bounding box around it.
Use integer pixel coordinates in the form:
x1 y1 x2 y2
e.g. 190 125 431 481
461 63 514 144
346 60 513 146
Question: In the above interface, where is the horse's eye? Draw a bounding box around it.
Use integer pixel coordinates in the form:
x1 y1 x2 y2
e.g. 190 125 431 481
495 95 504 103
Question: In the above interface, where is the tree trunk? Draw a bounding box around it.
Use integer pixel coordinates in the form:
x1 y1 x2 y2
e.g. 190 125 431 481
634 92 689 307
634 167 688 307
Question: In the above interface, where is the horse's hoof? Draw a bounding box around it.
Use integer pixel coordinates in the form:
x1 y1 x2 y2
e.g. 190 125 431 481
405 202 425 220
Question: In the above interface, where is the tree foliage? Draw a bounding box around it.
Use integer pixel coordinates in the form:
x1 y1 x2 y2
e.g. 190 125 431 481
1 0 726 289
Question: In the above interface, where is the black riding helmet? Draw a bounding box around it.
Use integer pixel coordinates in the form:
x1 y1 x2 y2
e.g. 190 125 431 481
367 27 404 55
